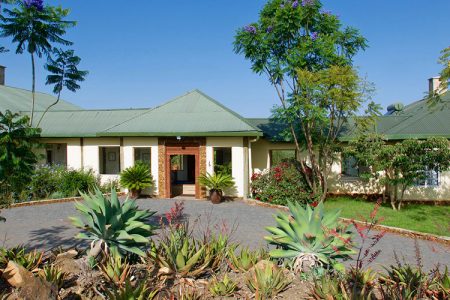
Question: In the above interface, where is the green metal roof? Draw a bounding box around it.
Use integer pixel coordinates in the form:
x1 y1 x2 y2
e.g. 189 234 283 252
100 90 262 137
0 85 81 113
246 118 291 142
34 109 149 137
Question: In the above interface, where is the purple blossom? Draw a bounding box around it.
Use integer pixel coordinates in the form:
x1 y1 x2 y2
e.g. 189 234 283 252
310 32 318 41
280 3 285 8
301 0 314 7
24 0 43 11
292 0 299 8
266 25 273 33
244 25 257 34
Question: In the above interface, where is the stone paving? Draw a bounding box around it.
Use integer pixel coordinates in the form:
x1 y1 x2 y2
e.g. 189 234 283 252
0 198 448 270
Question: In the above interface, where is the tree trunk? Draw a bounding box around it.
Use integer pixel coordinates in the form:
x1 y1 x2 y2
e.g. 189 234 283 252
30 53 36 126
36 90 62 127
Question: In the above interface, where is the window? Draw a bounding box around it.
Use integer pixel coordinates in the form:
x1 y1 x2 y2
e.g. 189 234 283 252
270 149 296 167
341 155 369 178
99 147 120 174
415 168 440 187
45 144 67 166
134 147 151 168
214 148 232 175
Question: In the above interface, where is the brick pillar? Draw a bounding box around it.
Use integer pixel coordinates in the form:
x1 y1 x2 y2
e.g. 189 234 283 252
158 141 166 198
199 141 207 199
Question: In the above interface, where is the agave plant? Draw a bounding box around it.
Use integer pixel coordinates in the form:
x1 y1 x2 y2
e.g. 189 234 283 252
198 172 235 203
120 162 153 198
265 201 354 274
245 263 291 300
209 274 238 297
70 188 157 259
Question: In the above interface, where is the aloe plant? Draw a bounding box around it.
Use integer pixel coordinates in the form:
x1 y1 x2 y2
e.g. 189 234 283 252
70 188 157 258
100 254 131 288
0 246 43 271
106 280 154 300
265 201 354 273
209 274 238 297
245 263 291 300
39 265 67 290
228 246 264 272
151 224 211 279
120 162 153 198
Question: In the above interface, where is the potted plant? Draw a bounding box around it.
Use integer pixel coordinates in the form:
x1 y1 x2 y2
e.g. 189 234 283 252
120 162 153 198
198 172 235 204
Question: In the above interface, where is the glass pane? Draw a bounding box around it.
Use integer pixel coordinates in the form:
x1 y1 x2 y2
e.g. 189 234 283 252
214 148 232 175
270 150 296 167
134 148 151 167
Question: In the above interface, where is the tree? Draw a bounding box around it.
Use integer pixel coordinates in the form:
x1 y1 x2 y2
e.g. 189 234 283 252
36 48 88 127
0 110 41 201
234 0 370 200
0 0 75 125
347 136 450 210
437 46 449 94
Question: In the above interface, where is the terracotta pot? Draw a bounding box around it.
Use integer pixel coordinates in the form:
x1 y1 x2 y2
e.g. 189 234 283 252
130 189 140 199
209 189 223 204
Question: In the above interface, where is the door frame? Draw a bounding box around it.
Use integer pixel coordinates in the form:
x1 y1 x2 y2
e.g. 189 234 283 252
165 145 200 199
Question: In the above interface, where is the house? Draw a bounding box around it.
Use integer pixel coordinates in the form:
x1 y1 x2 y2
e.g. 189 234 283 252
1 65 449 201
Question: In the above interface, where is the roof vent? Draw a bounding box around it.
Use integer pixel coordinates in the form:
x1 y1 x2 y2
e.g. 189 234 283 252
386 103 404 114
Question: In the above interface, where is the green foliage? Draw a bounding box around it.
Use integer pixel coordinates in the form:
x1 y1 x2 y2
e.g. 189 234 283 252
36 48 88 127
311 273 348 299
70 188 157 258
198 172 235 192
234 0 370 200
251 160 315 206
265 201 354 273
119 162 153 195
151 223 211 279
379 264 428 299
58 168 98 197
347 136 450 210
29 164 64 199
99 254 131 288
39 265 66 289
106 280 152 300
0 246 43 271
209 274 238 297
228 246 267 272
245 263 291 300
0 110 40 200
0 1 75 124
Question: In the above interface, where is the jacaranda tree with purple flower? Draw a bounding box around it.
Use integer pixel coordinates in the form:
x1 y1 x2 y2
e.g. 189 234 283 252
0 0 75 126
234 0 377 201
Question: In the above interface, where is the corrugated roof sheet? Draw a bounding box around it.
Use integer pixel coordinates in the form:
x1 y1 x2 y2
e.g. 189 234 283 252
34 109 149 137
100 90 262 137
0 85 81 112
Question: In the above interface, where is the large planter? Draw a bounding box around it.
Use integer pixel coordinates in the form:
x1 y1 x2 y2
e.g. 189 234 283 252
130 189 141 199
209 189 223 204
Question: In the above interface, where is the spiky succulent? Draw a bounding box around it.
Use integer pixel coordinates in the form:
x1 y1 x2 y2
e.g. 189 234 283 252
70 188 157 258
245 263 291 300
198 172 235 191
228 246 265 272
119 162 153 196
209 274 238 297
265 201 354 273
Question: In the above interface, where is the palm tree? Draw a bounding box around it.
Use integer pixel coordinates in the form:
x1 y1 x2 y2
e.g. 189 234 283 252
36 48 88 127
0 1 75 125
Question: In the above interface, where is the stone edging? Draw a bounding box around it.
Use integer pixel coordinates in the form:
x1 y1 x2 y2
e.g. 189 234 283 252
241 198 450 246
7 192 127 208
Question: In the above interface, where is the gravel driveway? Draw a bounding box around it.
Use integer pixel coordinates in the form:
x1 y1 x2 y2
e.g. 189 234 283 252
0 198 448 271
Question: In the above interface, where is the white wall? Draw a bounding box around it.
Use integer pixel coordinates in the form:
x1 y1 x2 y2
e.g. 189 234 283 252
206 137 245 197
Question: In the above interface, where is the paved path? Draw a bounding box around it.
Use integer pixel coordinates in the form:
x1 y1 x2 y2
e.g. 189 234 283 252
0 198 448 270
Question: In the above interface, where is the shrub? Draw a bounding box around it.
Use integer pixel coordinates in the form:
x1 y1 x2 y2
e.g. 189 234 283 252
119 162 153 197
30 164 65 199
59 168 99 197
251 160 316 206
265 201 354 274
70 188 157 258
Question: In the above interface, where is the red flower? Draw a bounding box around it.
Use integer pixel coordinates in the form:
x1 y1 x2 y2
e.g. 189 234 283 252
310 201 318 207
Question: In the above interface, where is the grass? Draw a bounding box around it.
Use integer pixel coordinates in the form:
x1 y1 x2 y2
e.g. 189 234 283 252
324 196 450 237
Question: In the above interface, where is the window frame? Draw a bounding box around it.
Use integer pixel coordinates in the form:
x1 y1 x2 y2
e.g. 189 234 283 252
99 146 121 175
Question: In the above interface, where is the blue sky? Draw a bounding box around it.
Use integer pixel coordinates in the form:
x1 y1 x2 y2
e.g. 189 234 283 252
1 0 448 117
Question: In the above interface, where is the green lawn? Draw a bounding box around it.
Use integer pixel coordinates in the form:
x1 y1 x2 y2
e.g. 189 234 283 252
324 197 450 237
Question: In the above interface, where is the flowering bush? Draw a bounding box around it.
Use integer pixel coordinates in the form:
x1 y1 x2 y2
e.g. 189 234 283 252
251 160 317 206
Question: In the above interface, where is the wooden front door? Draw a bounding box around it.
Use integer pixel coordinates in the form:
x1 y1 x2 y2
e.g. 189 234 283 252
165 146 200 199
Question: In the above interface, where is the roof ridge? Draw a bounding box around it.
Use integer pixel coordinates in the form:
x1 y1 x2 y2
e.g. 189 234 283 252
192 89 262 132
